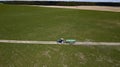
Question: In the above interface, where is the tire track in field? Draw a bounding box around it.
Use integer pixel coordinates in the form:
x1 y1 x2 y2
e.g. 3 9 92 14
0 40 120 45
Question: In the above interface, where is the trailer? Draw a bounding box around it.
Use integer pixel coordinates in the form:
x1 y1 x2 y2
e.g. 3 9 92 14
65 39 76 44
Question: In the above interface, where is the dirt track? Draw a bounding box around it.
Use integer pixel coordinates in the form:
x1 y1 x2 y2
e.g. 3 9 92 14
36 5 120 12
0 40 120 45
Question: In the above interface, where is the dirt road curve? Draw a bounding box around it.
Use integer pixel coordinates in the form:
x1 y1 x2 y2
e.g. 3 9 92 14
0 40 120 45
36 5 120 12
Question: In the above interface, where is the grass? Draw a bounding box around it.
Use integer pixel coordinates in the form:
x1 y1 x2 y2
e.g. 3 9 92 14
0 4 120 42
0 4 120 67
0 43 120 67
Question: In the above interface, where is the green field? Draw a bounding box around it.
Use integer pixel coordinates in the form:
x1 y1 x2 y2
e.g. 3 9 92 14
0 4 120 42
0 44 120 67
0 4 120 67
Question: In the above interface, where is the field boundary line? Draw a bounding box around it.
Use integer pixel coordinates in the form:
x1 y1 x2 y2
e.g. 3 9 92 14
0 40 120 45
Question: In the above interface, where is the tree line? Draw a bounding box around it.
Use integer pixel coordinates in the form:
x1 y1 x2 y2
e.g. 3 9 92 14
0 1 120 6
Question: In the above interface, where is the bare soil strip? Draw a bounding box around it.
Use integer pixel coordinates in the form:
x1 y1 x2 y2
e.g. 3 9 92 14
32 5 120 12
0 40 120 45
